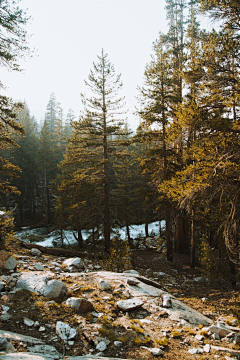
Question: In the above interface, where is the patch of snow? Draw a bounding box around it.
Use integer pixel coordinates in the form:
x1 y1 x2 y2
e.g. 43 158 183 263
16 221 165 248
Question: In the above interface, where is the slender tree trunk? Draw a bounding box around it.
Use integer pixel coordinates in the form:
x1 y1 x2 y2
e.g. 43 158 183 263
125 211 131 244
92 227 95 248
166 205 173 262
145 222 149 238
44 167 49 226
77 225 83 248
183 215 190 254
190 208 196 268
103 133 110 251
19 196 23 223
176 212 184 253
102 62 111 252
229 260 236 288
60 227 64 247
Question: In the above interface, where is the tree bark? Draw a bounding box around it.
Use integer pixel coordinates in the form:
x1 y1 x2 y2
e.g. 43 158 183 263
145 222 149 238
77 225 83 248
166 205 173 262
190 208 196 268
125 211 131 244
19 240 96 258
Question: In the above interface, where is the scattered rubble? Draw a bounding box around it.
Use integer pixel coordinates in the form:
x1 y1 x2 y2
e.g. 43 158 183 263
0 249 238 359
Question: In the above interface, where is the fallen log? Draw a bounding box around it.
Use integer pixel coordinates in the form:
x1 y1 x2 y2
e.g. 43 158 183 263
136 275 168 292
211 345 240 356
18 239 96 259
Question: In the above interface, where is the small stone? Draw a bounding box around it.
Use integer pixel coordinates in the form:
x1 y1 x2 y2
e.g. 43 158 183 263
209 324 231 338
150 348 164 356
141 346 163 356
65 297 94 312
56 321 77 340
99 279 111 290
188 348 200 354
30 248 42 257
63 257 84 270
0 338 8 350
96 341 107 352
2 305 9 312
0 251 17 270
114 341 122 347
35 263 44 271
39 326 45 332
96 337 110 346
203 344 211 353
117 298 144 311
195 334 204 341
24 317 34 326
0 314 11 321
162 294 171 308
68 341 74 346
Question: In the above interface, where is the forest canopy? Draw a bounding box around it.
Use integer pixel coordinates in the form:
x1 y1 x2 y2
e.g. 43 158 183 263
0 0 239 285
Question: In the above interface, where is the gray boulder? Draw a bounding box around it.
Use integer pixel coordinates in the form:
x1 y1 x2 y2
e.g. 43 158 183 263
0 337 8 350
41 280 67 299
35 264 44 271
99 279 111 290
65 297 94 312
209 323 233 338
16 273 66 300
0 251 17 270
30 249 42 257
55 321 77 341
117 298 144 311
63 258 84 271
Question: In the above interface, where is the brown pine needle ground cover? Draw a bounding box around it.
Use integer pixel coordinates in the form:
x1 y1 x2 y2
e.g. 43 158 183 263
0 240 239 359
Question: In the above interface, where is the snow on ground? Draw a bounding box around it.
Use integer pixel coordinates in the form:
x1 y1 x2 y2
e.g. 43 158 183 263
16 221 165 247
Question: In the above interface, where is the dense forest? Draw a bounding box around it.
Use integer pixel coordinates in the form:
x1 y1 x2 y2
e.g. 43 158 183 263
0 0 239 282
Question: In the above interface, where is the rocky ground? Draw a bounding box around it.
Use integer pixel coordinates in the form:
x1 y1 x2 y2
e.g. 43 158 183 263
0 239 239 359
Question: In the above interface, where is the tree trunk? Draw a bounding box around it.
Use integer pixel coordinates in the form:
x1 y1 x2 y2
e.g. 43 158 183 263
60 227 64 247
145 222 149 238
103 71 110 252
44 167 49 226
190 208 196 268
229 260 236 288
77 225 83 248
19 196 23 223
125 211 131 244
176 211 184 253
166 205 173 262
19 240 96 258
92 227 95 247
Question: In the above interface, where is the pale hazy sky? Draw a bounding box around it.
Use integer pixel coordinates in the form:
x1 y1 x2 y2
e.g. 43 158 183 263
0 0 168 130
